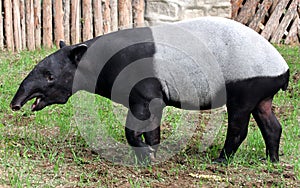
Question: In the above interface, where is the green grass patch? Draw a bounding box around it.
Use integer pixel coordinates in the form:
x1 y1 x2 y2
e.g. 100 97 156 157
0 46 299 187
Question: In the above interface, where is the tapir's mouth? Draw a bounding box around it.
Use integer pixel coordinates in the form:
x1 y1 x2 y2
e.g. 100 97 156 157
31 97 43 111
11 93 45 111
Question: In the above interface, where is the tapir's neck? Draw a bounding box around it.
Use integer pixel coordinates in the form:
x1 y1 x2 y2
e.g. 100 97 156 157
71 37 102 94
73 28 156 101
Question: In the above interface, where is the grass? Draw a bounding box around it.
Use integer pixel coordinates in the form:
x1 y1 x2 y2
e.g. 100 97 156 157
0 45 299 187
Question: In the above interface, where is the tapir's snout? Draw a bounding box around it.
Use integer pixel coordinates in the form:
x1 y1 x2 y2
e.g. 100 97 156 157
10 86 46 112
10 82 43 111
10 85 26 111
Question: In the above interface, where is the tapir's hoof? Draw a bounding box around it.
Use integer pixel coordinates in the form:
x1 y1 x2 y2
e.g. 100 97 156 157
260 157 279 163
270 159 279 163
213 157 229 165
133 146 157 166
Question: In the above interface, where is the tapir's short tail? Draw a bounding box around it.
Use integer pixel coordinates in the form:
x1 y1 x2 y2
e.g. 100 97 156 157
281 69 290 91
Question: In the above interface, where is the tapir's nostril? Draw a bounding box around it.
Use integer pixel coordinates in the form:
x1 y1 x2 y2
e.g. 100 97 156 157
11 104 21 111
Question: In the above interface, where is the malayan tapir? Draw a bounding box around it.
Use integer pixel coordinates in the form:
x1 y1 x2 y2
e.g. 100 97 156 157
10 17 289 163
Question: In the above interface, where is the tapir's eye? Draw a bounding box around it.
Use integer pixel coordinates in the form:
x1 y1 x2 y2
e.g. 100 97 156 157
47 75 54 81
44 71 55 82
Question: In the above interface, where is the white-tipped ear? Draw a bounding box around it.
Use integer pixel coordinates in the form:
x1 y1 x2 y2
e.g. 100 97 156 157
69 44 88 65
59 40 67 48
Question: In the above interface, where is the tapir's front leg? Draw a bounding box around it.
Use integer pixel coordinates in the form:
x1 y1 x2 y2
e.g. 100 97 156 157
143 127 160 158
125 126 160 163
125 99 163 164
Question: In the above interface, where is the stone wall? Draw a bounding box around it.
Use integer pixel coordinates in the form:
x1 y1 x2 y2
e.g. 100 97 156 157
145 0 232 23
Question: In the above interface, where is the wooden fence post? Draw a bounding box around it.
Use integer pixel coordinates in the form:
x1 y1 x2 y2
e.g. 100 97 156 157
261 0 290 40
71 0 81 44
133 0 145 27
13 0 22 52
110 0 118 31
298 7 300 42
4 0 14 50
103 0 111 33
271 1 298 43
26 0 35 51
43 0 53 48
118 0 132 29
0 1 3 50
231 0 300 45
93 0 103 36
285 16 299 44
54 0 64 47
235 0 258 25
20 0 26 50
248 0 273 32
231 0 244 19
63 0 71 44
83 0 93 41
270 0 281 13
34 0 41 49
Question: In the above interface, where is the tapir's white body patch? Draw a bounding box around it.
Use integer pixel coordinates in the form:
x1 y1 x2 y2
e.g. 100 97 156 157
152 17 288 80
150 17 288 108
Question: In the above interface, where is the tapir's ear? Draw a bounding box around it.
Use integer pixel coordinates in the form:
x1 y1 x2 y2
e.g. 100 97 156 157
69 44 88 65
59 40 67 48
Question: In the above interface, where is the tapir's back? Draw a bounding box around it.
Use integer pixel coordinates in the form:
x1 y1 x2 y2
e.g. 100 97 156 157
182 17 288 80
153 17 288 81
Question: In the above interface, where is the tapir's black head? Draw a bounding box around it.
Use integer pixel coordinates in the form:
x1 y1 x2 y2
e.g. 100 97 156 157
10 41 88 111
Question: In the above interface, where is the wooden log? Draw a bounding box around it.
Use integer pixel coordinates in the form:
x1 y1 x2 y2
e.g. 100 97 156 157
298 1 300 17
34 0 41 49
63 0 71 44
42 0 53 48
54 0 64 47
231 0 244 19
93 0 103 36
110 0 118 31
248 0 273 32
4 0 14 50
71 0 81 44
0 1 3 50
20 0 26 50
83 0 93 40
118 0 132 29
271 1 298 43
235 0 259 25
298 7 300 43
285 16 300 45
26 0 35 50
13 0 22 51
103 0 111 33
270 0 281 13
261 0 290 40
132 0 145 27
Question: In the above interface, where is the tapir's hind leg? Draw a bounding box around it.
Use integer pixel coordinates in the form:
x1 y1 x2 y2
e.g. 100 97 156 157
252 97 281 162
217 106 252 162
217 71 288 163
